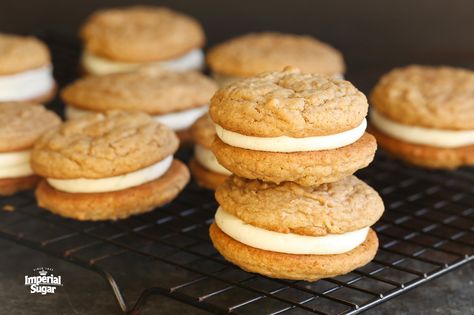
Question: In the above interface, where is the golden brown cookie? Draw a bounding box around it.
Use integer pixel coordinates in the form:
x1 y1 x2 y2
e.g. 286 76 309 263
32 111 178 179
36 160 189 220
371 65 474 130
212 133 376 186
0 102 61 152
369 126 474 169
210 223 378 281
0 33 51 75
209 67 367 137
216 175 384 236
80 6 205 62
189 158 227 190
207 32 345 78
190 114 215 149
0 175 40 196
62 68 217 115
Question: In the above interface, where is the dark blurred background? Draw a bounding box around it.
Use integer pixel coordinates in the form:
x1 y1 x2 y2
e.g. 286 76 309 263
1 0 474 92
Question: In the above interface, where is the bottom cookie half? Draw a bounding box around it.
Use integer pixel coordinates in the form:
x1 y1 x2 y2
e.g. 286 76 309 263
0 175 40 196
35 160 190 220
369 126 474 169
210 223 378 281
189 158 228 190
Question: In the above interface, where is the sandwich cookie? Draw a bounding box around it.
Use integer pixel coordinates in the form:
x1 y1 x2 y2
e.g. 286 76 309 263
207 32 345 86
190 114 231 189
32 111 189 220
210 67 377 186
0 34 55 103
61 67 217 142
80 6 205 75
210 175 384 281
370 65 474 168
0 102 61 195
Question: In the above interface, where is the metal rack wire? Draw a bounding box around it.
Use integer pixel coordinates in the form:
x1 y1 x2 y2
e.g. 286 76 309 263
0 34 472 314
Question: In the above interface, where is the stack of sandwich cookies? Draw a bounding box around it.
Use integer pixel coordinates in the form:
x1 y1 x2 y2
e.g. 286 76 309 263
370 65 474 168
0 34 55 103
32 111 189 220
207 32 345 86
189 114 231 189
80 6 205 75
0 103 61 195
61 67 217 142
210 176 383 281
210 67 377 186
209 67 384 281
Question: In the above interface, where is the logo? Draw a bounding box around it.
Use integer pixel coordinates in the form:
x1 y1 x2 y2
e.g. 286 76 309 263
24 267 62 295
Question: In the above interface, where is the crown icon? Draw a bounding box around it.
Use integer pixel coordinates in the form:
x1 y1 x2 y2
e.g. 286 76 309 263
38 269 48 276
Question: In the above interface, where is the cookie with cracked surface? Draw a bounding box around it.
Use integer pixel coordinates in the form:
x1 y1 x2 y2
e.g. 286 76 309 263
207 32 344 78
80 6 205 62
36 160 189 220
369 65 474 168
212 133 376 186
0 103 61 195
216 175 384 236
210 67 367 137
210 223 378 281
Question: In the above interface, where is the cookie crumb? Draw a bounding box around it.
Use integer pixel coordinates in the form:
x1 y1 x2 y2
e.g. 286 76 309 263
2 204 15 212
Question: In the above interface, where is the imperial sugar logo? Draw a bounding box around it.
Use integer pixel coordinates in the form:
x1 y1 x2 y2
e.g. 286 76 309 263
24 267 63 295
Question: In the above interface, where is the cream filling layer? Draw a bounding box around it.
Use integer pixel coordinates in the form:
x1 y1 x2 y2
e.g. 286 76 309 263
65 105 208 131
212 72 344 87
370 109 474 148
0 150 34 178
215 207 369 255
0 66 54 101
194 145 231 175
47 156 173 193
215 119 366 152
81 49 204 75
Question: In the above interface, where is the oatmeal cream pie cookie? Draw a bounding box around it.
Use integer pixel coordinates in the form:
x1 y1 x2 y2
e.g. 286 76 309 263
61 67 217 142
80 6 205 75
210 175 384 281
0 34 55 103
207 32 345 86
189 114 231 189
32 111 189 220
210 67 377 186
0 102 61 195
370 65 474 168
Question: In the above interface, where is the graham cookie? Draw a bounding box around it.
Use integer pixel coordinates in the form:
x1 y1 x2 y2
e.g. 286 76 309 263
370 65 474 168
0 102 61 195
210 67 376 185
32 111 190 220
210 175 382 281
0 33 55 102
190 114 230 189
207 32 345 86
80 6 205 75
62 67 217 141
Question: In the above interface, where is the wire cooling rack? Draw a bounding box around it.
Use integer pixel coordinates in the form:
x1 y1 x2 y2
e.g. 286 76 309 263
0 34 472 315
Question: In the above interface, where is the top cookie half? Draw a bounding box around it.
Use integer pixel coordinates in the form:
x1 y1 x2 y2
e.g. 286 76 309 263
80 6 205 62
207 32 345 77
371 65 474 130
0 33 51 75
209 67 368 137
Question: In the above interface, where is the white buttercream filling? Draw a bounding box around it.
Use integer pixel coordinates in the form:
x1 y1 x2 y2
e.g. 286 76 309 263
47 155 172 193
194 144 231 175
81 49 204 75
215 119 366 152
215 207 369 255
370 109 474 148
65 105 207 131
0 66 54 101
212 72 344 87
0 150 34 178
